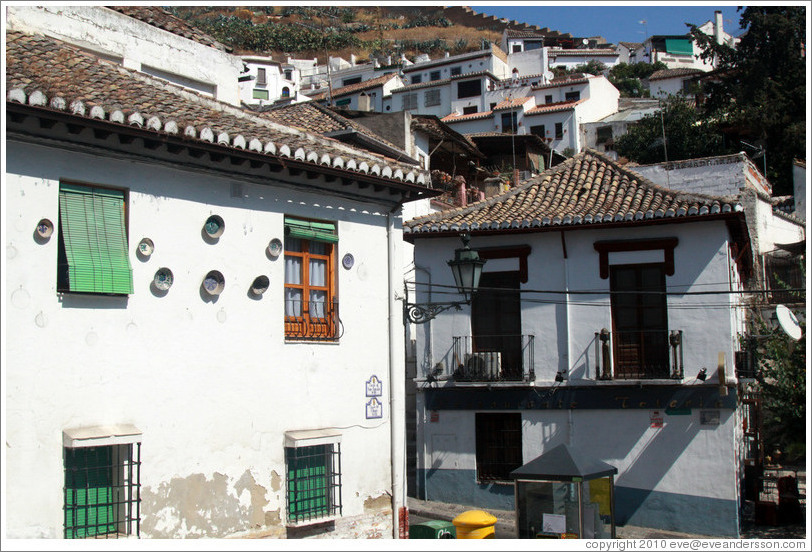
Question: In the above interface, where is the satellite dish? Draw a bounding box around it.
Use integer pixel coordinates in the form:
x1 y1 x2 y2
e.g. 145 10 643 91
775 305 802 341
582 38 589 46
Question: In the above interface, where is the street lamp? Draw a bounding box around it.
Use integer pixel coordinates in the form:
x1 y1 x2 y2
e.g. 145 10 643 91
404 233 487 324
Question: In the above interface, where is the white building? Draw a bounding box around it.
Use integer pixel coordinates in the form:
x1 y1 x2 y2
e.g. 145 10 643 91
239 56 303 106
580 99 662 158
547 47 620 72
311 73 404 113
403 150 754 537
440 74 620 155
643 11 738 71
6 5 243 105
647 68 703 99
5 16 438 540
616 41 644 64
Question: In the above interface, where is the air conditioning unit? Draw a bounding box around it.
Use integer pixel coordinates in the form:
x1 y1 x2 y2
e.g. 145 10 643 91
464 352 502 379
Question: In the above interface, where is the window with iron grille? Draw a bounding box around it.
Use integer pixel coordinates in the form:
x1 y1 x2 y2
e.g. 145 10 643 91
286 444 342 523
402 93 418 110
555 122 564 140
57 183 133 295
424 89 441 107
64 444 141 539
475 412 522 482
501 112 518 134
284 217 338 341
565 91 581 101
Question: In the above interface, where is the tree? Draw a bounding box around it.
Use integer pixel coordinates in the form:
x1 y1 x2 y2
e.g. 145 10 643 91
608 61 667 97
689 6 806 195
613 95 732 164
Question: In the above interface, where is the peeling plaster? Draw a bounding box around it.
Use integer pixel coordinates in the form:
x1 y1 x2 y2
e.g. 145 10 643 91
234 470 270 529
269 470 282 492
140 472 246 538
363 493 391 513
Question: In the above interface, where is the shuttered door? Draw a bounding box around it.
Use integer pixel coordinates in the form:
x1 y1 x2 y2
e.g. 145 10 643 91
65 447 116 538
59 184 133 294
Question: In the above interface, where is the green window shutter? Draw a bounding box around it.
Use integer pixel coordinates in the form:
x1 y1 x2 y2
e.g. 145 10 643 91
287 445 330 521
253 89 269 100
664 38 694 56
59 184 133 294
65 447 116 538
284 217 338 244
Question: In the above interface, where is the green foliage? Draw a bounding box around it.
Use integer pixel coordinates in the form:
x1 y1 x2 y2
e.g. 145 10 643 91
688 6 806 195
613 95 732 163
753 313 806 452
608 61 667 97
573 60 607 76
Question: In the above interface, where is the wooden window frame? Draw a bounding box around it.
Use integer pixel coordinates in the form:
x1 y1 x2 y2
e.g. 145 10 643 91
284 218 338 341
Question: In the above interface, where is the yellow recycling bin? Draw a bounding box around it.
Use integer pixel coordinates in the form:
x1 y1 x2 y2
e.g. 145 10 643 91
452 510 497 539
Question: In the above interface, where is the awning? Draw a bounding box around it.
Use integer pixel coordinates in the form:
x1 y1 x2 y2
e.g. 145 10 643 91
664 38 694 56
63 424 142 448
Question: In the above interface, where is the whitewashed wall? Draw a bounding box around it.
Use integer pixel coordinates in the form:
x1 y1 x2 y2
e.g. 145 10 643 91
7 6 243 105
5 140 401 538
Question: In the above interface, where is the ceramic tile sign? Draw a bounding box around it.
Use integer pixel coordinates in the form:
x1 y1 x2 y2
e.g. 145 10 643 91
366 397 383 419
650 410 664 428
366 375 382 397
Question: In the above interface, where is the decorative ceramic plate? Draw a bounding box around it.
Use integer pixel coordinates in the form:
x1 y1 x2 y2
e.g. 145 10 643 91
267 238 283 258
138 238 154 257
342 253 355 270
154 268 173 291
36 219 54 239
203 270 225 295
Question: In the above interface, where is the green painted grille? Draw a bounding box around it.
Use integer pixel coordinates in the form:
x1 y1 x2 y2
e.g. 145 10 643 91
286 444 341 522
59 184 133 294
64 447 116 539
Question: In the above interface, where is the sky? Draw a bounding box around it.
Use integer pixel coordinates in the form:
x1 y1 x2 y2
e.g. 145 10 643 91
468 2 747 45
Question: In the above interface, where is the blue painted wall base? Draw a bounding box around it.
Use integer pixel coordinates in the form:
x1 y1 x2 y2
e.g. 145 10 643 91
418 469 740 537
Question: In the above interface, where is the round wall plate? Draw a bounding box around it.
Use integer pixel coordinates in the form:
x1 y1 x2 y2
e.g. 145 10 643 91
250 275 270 295
204 215 225 238
203 270 225 295
153 267 173 291
138 238 155 257
36 219 54 239
342 253 355 270
267 238 283 258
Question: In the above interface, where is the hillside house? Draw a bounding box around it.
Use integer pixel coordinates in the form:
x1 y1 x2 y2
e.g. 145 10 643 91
5 11 438 540
646 68 703 99
239 56 303 106
404 150 754 537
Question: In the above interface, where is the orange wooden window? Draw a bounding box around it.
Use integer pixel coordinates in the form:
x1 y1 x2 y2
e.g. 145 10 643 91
284 236 337 340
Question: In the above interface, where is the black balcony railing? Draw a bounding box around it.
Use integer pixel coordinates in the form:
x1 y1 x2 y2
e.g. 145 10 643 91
450 335 535 382
595 329 683 380
285 300 340 341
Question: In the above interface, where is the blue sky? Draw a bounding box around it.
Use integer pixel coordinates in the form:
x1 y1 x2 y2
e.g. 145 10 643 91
467 3 746 45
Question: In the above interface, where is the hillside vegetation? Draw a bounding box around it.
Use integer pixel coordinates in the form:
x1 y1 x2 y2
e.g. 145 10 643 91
167 6 506 62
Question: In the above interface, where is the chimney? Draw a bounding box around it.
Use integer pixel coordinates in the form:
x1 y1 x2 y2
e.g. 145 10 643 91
358 93 372 112
714 11 724 45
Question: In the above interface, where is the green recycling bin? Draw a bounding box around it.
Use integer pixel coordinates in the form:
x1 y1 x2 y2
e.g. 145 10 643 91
409 520 456 539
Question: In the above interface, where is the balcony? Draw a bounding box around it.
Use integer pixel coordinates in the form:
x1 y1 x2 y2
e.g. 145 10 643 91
595 329 683 380
450 335 535 382
285 300 340 341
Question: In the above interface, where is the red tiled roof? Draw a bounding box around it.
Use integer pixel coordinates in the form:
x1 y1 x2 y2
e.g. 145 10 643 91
505 29 547 39
532 76 590 90
310 73 400 101
548 49 618 56
5 31 429 186
441 110 493 122
108 6 226 51
525 99 584 115
405 149 743 235
648 68 704 81
492 96 534 111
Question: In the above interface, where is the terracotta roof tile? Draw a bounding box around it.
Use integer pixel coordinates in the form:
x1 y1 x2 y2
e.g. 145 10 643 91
648 68 704 81
525 99 584 115
492 96 534 111
441 110 493 122
404 150 743 235
108 6 226 51
5 31 429 186
310 73 400 101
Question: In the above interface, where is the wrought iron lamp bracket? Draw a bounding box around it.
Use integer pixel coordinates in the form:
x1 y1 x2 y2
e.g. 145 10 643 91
404 301 465 324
